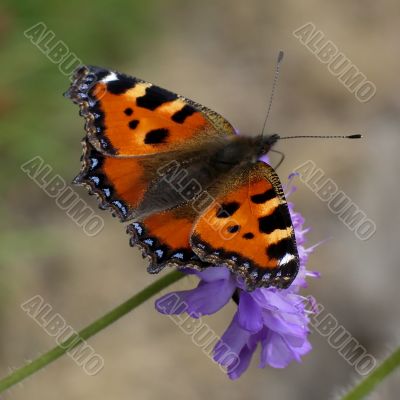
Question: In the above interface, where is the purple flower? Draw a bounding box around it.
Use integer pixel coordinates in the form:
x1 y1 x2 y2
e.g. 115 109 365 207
155 176 319 379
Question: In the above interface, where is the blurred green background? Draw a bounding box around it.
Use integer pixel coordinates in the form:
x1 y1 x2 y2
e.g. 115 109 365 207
1 0 399 399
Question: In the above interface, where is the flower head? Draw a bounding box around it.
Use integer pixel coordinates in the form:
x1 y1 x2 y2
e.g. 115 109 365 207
155 177 319 379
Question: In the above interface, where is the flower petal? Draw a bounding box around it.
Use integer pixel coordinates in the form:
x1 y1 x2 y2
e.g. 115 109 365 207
196 266 232 282
214 314 251 364
155 276 235 317
214 316 267 379
227 342 257 380
253 289 303 314
260 331 311 368
238 292 263 332
262 310 309 338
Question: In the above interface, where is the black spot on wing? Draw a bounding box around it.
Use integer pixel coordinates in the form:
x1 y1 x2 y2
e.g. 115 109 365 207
106 74 138 95
171 104 196 123
267 237 296 260
128 120 139 129
124 107 133 116
258 204 292 234
144 128 169 144
227 225 240 233
251 188 276 204
216 202 240 218
136 85 178 110
242 232 254 239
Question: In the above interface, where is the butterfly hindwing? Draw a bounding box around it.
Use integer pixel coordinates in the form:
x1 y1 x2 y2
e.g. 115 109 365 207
74 138 203 221
190 161 299 290
73 138 152 220
66 65 236 157
127 205 205 273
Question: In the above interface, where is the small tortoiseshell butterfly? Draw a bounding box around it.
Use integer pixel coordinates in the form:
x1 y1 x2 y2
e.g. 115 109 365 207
65 63 357 291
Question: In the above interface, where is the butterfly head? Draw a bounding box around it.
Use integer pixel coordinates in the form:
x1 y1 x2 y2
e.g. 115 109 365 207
258 133 280 157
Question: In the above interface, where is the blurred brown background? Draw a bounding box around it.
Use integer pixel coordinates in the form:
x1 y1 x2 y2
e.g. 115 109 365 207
1 1 399 399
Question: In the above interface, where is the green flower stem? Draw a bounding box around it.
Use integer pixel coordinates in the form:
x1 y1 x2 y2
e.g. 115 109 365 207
0 270 184 394
341 346 400 400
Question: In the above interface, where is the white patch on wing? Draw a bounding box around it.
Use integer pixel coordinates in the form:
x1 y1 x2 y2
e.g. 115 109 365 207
155 249 164 258
279 253 295 266
90 157 99 169
90 176 100 185
172 252 184 259
133 223 143 235
102 72 118 82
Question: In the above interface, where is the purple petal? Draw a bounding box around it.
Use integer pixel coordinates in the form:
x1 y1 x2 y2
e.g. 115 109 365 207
227 342 257 380
260 331 311 368
238 292 263 332
155 292 190 315
262 311 308 338
196 266 233 282
260 331 292 368
252 289 304 314
156 276 235 316
214 314 251 365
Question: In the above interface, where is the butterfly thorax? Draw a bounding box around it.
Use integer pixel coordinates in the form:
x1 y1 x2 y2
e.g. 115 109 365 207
209 133 279 168
131 134 279 220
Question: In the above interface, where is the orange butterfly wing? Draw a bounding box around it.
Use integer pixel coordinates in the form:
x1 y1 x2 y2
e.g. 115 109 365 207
127 205 206 273
65 65 236 157
190 162 299 290
73 139 151 220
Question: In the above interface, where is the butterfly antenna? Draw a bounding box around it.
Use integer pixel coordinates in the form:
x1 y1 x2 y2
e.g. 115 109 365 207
259 50 284 139
279 134 363 140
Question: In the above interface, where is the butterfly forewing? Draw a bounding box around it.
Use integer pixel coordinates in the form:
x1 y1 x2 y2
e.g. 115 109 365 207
66 65 235 157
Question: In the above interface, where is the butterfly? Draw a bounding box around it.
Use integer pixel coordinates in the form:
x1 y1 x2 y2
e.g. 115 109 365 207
64 65 299 291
